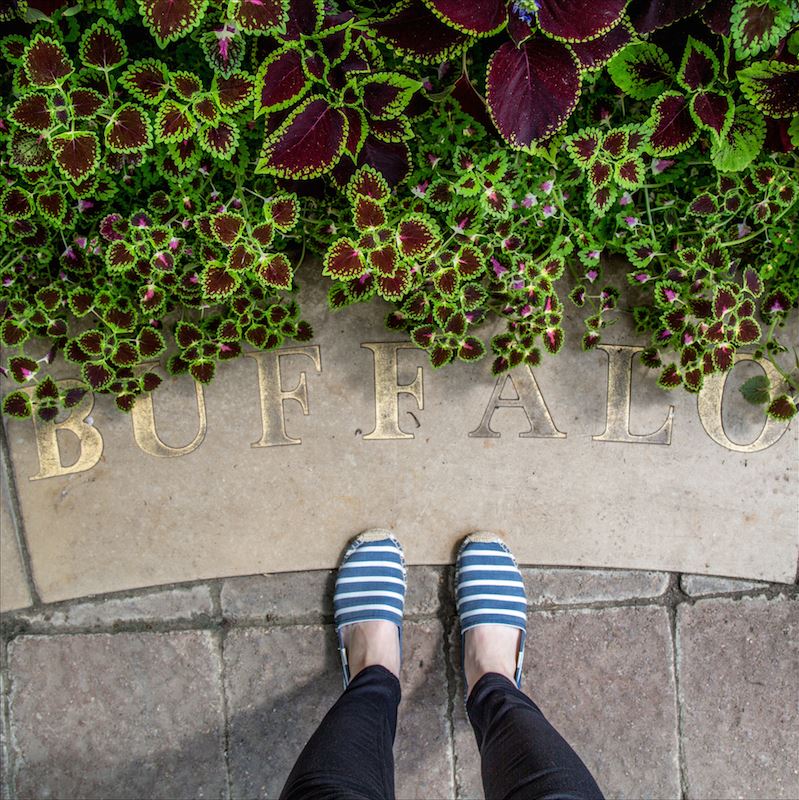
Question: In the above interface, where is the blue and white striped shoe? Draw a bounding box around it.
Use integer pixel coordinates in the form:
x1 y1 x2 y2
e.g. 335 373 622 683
456 533 527 688
334 530 406 688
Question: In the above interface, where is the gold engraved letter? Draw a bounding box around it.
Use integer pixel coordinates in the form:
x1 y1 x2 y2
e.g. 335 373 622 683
593 344 673 445
29 380 103 480
131 368 207 457
697 354 791 452
248 346 322 447
362 343 424 440
468 367 566 439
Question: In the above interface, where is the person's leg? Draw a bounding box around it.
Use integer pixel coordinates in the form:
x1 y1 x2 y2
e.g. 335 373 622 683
282 530 405 800
280 662 400 800
467 671 603 800
458 536 603 800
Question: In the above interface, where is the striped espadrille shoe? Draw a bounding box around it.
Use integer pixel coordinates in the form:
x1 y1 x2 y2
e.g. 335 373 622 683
334 530 406 688
456 532 527 689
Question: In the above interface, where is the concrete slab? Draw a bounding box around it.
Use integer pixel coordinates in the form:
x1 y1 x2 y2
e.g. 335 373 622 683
3 264 797 603
0 442 32 612
453 606 680 799
522 567 670 605
220 566 442 624
679 574 771 596
14 584 214 629
224 621 451 799
678 596 799 799
7 631 227 799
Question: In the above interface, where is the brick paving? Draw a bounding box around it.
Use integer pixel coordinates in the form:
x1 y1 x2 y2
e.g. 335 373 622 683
1 568 797 800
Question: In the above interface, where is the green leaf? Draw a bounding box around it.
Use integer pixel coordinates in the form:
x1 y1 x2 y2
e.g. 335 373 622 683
676 36 719 92
607 43 674 101
739 373 770 405
738 60 799 119
731 0 793 60
710 104 766 172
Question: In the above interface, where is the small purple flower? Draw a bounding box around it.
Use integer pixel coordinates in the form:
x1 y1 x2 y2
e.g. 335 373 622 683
542 204 556 218
619 192 633 206
422 79 433 91
230 198 242 210
77 199 94 213
634 272 650 283
658 328 672 340
169 237 181 251
520 304 533 318
587 249 600 260
652 158 675 175
663 288 678 303
2 276 13 287
511 279 525 290
412 180 429 198
737 223 752 238
491 256 507 277
585 269 599 283
768 298 786 312
539 180 554 194
522 192 537 208
75 236 88 249
624 216 639 228
683 332 694 345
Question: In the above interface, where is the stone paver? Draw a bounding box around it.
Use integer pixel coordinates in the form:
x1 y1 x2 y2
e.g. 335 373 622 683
1 671 10 800
224 621 451 799
7 631 227 799
15 585 214 629
679 574 770 596
453 606 680 799
522 568 669 605
1 447 32 612
678 595 799 799
221 566 442 623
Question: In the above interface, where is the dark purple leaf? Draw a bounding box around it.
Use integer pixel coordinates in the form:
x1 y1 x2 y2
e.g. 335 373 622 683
628 0 710 33
80 20 127 70
10 92 52 132
649 92 698 155
140 0 208 47
24 35 73 87
569 20 633 69
691 91 730 134
423 0 506 35
51 132 99 182
106 104 151 152
372 0 469 63
537 0 628 41
486 36 581 147
255 47 309 115
257 96 347 179
234 0 286 33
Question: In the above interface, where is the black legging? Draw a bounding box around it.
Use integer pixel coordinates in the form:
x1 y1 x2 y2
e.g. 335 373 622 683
280 665 604 800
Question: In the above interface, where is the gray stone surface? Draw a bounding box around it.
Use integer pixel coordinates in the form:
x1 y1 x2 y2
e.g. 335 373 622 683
1 445 32 612
522 568 670 605
224 621 451 799
221 566 442 623
15 585 214 629
7 631 227 799
679 574 771 596
3 267 797 604
678 595 799 799
453 606 680 799
1 672 10 800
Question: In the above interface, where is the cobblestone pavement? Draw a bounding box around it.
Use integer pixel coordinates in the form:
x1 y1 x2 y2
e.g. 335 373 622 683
1 567 797 800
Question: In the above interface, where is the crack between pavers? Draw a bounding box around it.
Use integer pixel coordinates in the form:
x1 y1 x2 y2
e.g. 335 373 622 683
669 575 689 800
0 418 41 607
437 566 460 800
214 627 234 800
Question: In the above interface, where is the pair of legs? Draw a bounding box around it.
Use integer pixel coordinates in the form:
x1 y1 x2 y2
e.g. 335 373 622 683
280 620 603 799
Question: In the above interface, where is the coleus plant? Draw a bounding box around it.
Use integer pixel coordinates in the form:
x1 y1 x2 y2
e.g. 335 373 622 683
1 0 798 424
